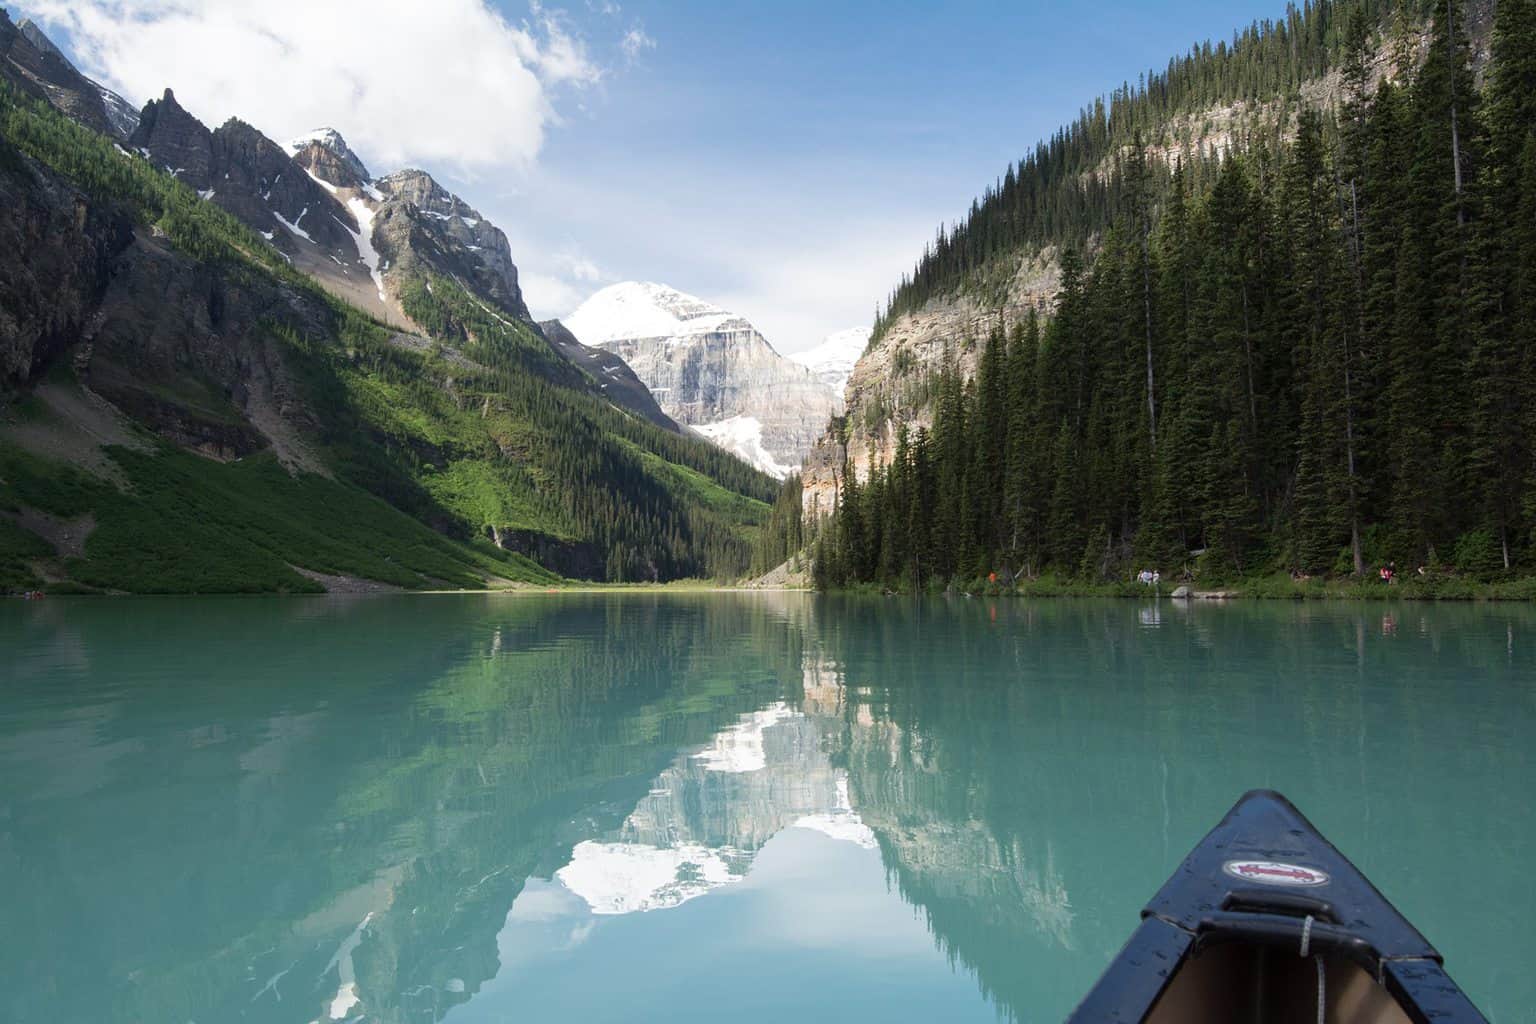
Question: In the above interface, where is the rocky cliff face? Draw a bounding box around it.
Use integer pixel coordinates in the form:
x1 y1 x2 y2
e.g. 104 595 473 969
130 102 540 337
566 282 838 477
286 129 537 327
371 168 528 318
0 133 129 385
13 16 136 138
290 128 369 188
538 319 679 433
800 258 1052 521
130 92 359 256
0 134 329 468
0 11 136 140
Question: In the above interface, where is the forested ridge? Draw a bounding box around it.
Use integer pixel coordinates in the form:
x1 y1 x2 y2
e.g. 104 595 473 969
0 83 774 589
809 0 1536 591
873 0 1446 337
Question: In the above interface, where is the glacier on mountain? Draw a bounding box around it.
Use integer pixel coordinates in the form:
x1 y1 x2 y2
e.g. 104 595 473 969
789 326 869 399
691 416 793 478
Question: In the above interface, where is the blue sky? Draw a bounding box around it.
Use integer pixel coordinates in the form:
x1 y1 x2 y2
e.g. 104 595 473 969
22 0 1289 352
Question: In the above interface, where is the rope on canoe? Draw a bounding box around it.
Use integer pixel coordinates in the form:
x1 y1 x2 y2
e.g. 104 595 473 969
1300 914 1326 1024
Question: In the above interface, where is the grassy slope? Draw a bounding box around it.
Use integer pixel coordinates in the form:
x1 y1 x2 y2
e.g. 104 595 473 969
0 440 558 593
0 84 774 592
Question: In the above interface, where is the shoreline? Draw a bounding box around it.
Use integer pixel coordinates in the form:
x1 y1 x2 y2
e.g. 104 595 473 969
825 575 1536 602
12 579 1536 600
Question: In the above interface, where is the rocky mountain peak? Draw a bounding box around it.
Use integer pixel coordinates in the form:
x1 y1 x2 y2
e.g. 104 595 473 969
16 18 63 60
566 282 838 477
370 168 528 319
288 127 370 189
130 89 214 184
566 282 745 346
129 90 362 271
1 10 136 140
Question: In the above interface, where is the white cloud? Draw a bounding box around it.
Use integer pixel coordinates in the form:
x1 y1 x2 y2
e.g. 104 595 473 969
18 0 604 172
523 1 604 88
518 245 610 320
715 228 918 356
492 160 932 356
522 272 590 321
620 27 654 63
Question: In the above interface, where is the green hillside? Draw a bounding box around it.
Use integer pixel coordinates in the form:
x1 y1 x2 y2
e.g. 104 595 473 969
0 83 773 592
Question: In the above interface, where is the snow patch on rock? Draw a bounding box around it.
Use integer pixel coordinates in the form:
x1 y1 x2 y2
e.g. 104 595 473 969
566 281 739 345
342 198 386 302
788 326 869 398
301 166 339 194
692 416 794 479
271 209 311 242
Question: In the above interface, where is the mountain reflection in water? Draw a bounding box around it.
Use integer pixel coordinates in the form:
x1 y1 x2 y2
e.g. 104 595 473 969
1 594 1532 1023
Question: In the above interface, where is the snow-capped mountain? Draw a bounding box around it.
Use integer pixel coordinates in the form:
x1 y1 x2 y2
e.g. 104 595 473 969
788 326 869 399
126 95 539 331
565 283 839 477
288 128 370 186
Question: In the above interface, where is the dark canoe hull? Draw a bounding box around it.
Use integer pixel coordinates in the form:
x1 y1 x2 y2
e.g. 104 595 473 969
1068 790 1487 1023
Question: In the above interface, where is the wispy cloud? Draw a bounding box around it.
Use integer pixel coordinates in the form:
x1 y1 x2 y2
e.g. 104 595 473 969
620 27 654 63
18 0 608 172
519 244 610 319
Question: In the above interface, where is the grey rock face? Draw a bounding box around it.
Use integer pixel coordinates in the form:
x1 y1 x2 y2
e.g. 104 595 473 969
92 81 140 138
1 11 126 139
0 134 132 385
88 233 328 466
289 128 370 187
566 283 837 476
0 138 328 466
128 89 214 181
372 169 527 318
15 18 63 60
129 91 360 258
539 319 680 433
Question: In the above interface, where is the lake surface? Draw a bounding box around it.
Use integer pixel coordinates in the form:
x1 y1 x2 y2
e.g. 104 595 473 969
2 594 1532 1023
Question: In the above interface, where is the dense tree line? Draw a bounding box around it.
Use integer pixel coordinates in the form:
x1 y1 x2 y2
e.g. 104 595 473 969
749 474 805 575
872 0 1439 338
817 0 1536 589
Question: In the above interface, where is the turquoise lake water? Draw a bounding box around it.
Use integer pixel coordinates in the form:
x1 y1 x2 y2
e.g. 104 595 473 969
1 594 1532 1022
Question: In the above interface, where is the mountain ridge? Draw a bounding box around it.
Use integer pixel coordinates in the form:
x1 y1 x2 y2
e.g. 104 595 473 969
0 16 777 590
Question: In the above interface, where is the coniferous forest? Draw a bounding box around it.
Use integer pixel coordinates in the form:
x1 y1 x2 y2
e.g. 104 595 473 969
813 0 1536 591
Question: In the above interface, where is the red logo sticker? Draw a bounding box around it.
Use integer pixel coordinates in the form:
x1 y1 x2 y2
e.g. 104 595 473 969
1222 860 1330 887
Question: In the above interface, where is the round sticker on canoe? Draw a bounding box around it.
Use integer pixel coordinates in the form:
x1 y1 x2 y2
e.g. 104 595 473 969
1222 860 1330 887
